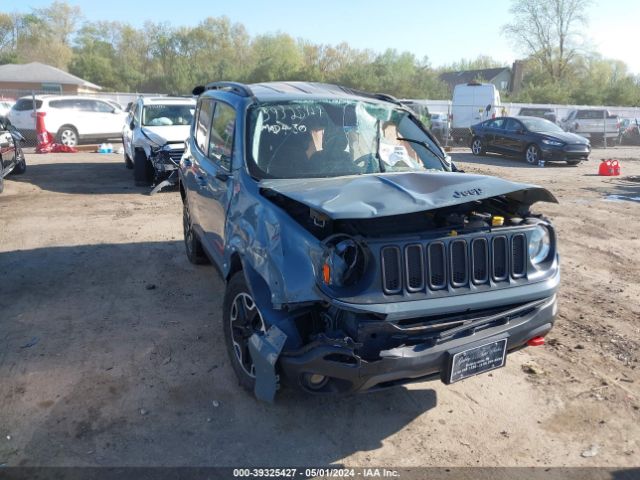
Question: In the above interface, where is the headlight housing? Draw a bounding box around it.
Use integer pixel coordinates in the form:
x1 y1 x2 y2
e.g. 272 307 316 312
529 225 551 266
320 235 368 288
541 138 564 147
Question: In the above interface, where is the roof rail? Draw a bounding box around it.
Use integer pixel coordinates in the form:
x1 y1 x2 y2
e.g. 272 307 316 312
340 86 402 106
206 81 255 98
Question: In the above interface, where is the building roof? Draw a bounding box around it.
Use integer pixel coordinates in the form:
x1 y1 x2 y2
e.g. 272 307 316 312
0 62 102 90
439 67 510 88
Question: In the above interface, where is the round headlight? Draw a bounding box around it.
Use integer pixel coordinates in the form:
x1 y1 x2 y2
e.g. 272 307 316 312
529 225 551 265
321 235 368 287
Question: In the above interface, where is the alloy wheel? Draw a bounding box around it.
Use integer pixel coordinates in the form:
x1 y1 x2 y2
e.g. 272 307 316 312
471 139 483 155
229 292 266 378
526 145 539 164
60 129 78 146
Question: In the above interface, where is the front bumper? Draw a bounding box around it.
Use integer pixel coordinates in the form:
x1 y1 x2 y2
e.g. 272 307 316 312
541 144 590 161
278 294 557 394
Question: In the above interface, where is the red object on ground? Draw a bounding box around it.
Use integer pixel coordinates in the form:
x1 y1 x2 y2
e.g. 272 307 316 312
598 159 613 176
35 112 54 154
527 336 545 347
34 112 78 154
611 159 621 176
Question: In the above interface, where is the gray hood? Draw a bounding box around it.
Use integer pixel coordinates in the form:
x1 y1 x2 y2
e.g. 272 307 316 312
260 172 557 220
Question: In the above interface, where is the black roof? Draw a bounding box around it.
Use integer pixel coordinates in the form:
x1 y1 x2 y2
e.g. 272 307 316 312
200 81 400 105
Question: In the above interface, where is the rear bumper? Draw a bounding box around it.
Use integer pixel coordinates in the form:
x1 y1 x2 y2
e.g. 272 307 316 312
279 294 557 394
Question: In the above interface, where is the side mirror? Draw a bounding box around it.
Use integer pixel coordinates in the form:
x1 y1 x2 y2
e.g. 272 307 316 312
129 121 135 130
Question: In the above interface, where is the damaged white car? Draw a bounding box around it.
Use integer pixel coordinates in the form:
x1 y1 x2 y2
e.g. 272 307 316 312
123 96 195 192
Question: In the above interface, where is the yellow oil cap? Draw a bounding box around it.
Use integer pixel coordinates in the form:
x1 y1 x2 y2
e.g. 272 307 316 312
492 216 505 227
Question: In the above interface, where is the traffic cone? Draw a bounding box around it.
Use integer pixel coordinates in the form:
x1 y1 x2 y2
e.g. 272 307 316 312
35 112 54 154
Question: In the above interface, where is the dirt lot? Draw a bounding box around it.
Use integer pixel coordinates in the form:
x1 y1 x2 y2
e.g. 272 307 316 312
0 146 639 468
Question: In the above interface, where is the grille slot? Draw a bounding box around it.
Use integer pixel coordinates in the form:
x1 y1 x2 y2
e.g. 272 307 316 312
449 239 468 287
428 242 447 290
405 244 425 292
471 238 489 284
492 236 508 281
511 233 526 278
381 246 402 294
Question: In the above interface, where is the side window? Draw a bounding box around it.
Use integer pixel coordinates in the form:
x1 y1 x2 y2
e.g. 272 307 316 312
49 99 76 109
208 102 236 170
487 118 505 129
504 119 521 132
195 98 214 154
94 101 114 113
76 100 95 112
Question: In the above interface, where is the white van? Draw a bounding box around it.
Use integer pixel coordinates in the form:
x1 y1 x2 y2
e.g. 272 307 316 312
451 83 502 143
8 95 128 146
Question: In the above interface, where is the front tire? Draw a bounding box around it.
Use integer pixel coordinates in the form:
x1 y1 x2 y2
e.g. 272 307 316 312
133 149 153 186
12 155 26 175
223 272 267 393
183 201 208 265
56 125 78 147
525 144 542 164
471 137 485 156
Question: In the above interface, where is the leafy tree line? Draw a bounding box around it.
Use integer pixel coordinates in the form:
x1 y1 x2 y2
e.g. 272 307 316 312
1 1 639 106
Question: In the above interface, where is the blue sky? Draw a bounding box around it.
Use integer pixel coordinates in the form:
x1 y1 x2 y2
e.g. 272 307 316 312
10 0 640 73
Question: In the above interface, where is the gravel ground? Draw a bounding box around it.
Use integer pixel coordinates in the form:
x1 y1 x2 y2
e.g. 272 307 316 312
0 146 638 467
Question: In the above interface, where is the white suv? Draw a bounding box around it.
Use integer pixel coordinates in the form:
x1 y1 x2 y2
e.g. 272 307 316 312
8 95 127 146
122 96 195 189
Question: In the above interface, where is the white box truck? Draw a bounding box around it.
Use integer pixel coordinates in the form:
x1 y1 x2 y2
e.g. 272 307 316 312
451 82 502 145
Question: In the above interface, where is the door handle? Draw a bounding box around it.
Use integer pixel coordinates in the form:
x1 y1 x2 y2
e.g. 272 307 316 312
196 175 207 187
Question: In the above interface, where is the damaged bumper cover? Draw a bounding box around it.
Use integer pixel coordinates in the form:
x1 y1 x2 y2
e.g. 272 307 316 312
276 293 557 395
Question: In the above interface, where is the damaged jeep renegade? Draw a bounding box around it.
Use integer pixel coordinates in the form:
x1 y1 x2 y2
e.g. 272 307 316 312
179 82 560 402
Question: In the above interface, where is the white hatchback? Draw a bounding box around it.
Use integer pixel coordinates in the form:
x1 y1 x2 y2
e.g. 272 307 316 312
8 95 128 146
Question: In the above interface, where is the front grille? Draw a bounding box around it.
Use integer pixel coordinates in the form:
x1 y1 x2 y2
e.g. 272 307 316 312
492 236 508 281
428 242 447 290
511 234 526 277
380 231 530 294
405 244 424 292
167 150 184 163
381 246 402 294
471 238 489 284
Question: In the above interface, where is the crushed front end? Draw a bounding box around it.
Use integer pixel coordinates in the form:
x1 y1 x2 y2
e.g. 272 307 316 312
248 177 560 400
149 142 185 194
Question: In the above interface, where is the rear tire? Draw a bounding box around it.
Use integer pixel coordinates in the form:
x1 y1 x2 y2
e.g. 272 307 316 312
133 149 153 186
223 272 267 393
183 200 209 265
56 125 78 147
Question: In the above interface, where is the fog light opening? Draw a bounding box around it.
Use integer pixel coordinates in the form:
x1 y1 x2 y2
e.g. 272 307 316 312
303 373 329 390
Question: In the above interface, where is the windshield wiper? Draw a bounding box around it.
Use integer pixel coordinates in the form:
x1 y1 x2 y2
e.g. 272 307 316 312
397 137 450 171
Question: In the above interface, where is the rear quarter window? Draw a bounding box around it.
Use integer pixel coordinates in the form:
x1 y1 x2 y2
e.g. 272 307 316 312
13 99 43 111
